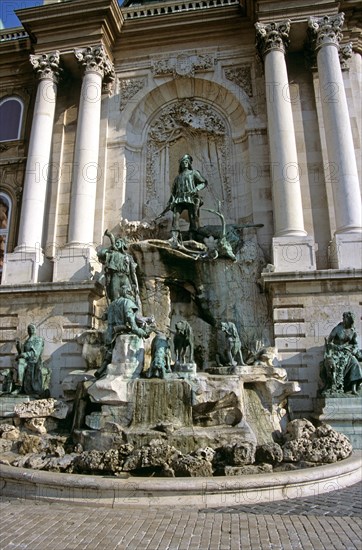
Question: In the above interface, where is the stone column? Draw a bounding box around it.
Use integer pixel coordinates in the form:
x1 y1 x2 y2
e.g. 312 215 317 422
309 14 362 269
53 45 114 282
255 21 316 272
2 52 61 284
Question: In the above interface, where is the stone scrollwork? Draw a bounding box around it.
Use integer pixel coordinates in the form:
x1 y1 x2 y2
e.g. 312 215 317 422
308 14 344 51
120 78 145 110
224 66 252 97
152 53 215 78
30 51 62 82
255 20 291 58
75 45 115 84
149 99 225 144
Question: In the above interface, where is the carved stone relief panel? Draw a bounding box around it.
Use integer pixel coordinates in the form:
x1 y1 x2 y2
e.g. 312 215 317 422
151 53 215 78
224 65 253 97
119 78 146 110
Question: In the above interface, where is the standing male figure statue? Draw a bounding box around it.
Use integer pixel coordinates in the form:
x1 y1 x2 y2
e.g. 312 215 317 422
167 154 208 243
15 324 49 396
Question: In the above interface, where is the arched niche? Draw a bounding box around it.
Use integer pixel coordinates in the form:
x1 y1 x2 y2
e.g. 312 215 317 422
119 77 255 225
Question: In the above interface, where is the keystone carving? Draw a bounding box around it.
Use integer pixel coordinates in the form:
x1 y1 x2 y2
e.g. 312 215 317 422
152 53 215 78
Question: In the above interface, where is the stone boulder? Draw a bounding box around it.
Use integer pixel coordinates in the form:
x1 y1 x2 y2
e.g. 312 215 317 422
213 441 256 470
255 442 283 465
225 464 273 476
284 418 316 441
282 423 352 463
172 454 213 477
0 424 20 440
122 439 178 473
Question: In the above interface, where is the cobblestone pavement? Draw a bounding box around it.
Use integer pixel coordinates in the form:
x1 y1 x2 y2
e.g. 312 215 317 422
0 482 361 549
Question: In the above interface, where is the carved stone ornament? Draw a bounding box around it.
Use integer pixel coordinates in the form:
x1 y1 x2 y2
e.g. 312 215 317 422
308 14 344 51
152 53 215 78
224 66 252 96
255 20 291 58
339 42 352 70
30 51 61 82
75 45 115 84
120 78 145 110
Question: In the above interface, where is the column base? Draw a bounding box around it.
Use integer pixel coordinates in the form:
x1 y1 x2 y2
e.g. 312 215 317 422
2 249 52 284
272 236 316 272
52 244 101 282
329 233 362 269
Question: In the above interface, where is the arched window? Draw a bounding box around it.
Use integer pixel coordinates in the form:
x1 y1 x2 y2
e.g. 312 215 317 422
0 97 24 141
0 193 11 276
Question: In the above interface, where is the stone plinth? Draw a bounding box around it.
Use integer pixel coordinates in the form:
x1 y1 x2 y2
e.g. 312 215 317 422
329 234 362 269
173 362 197 379
107 334 144 379
313 396 362 449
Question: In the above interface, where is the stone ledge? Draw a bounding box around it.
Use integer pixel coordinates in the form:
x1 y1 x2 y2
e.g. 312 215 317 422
0 451 360 509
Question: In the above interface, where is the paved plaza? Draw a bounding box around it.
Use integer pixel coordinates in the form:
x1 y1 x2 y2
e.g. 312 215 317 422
0 481 361 549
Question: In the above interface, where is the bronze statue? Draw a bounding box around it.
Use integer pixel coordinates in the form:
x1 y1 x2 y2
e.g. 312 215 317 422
146 332 172 379
97 229 139 303
320 311 362 395
95 287 154 379
216 322 246 367
161 154 208 244
15 324 49 396
173 320 194 364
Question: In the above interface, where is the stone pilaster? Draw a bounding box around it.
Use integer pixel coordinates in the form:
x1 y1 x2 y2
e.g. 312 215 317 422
53 45 115 282
2 52 61 284
309 14 362 269
255 22 316 272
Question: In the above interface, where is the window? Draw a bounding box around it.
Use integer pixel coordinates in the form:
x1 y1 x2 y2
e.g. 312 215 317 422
0 97 24 141
0 193 11 275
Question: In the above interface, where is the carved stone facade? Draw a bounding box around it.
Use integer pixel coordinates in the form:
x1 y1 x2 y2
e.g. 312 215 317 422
0 0 361 418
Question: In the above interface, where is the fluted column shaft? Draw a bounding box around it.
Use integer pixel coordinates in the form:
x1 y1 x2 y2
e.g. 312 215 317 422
17 52 61 251
256 21 306 237
68 45 114 245
309 14 361 235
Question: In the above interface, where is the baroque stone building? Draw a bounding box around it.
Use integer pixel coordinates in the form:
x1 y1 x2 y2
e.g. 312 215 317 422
0 0 361 417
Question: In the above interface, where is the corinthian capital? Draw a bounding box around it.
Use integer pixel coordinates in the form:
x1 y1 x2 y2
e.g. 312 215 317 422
30 51 61 82
75 45 115 83
308 13 344 51
255 20 291 58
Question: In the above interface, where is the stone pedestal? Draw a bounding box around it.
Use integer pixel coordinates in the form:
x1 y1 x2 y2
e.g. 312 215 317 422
86 334 144 405
174 362 197 379
2 250 52 284
313 396 362 449
272 236 316 272
53 245 101 282
329 234 362 270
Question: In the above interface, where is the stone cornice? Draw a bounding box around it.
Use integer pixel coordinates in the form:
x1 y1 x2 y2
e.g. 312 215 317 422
122 0 243 20
15 0 123 56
